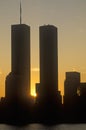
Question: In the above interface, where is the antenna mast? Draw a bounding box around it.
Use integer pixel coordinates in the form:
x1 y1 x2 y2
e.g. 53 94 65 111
20 0 22 24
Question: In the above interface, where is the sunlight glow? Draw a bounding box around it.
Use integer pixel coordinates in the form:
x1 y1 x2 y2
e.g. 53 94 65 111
31 93 37 97
31 68 39 72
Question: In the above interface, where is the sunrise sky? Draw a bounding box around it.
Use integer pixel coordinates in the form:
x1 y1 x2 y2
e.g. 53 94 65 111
0 0 86 97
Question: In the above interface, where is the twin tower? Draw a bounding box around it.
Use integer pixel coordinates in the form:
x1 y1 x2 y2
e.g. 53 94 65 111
5 23 58 104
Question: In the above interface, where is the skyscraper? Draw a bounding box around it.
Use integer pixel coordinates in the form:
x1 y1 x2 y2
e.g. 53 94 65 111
64 72 80 97
5 24 30 101
64 71 80 104
39 25 58 104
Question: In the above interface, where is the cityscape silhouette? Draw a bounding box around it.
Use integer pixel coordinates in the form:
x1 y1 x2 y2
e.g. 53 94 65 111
0 21 86 125
0 1 86 126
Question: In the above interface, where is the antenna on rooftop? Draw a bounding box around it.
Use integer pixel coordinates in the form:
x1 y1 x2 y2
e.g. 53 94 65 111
20 0 22 24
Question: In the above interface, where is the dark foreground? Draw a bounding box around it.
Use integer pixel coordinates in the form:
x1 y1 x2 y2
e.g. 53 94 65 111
0 100 86 126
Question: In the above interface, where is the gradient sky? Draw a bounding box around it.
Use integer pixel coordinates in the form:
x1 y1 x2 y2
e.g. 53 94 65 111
0 0 86 97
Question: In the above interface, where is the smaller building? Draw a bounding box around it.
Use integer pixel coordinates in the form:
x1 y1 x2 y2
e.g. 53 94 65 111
64 71 80 105
79 82 86 96
64 72 80 97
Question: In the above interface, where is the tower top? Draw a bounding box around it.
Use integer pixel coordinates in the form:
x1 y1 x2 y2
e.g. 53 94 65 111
20 0 22 24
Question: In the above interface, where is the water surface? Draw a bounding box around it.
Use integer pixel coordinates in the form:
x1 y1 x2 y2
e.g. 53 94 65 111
0 124 86 130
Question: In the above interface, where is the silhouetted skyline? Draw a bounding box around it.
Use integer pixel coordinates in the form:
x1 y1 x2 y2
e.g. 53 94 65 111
0 21 86 124
0 0 86 125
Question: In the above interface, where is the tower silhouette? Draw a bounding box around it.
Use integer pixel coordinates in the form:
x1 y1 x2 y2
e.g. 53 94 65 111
64 72 80 97
39 25 58 105
5 24 30 102
5 1 30 102
64 71 80 105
